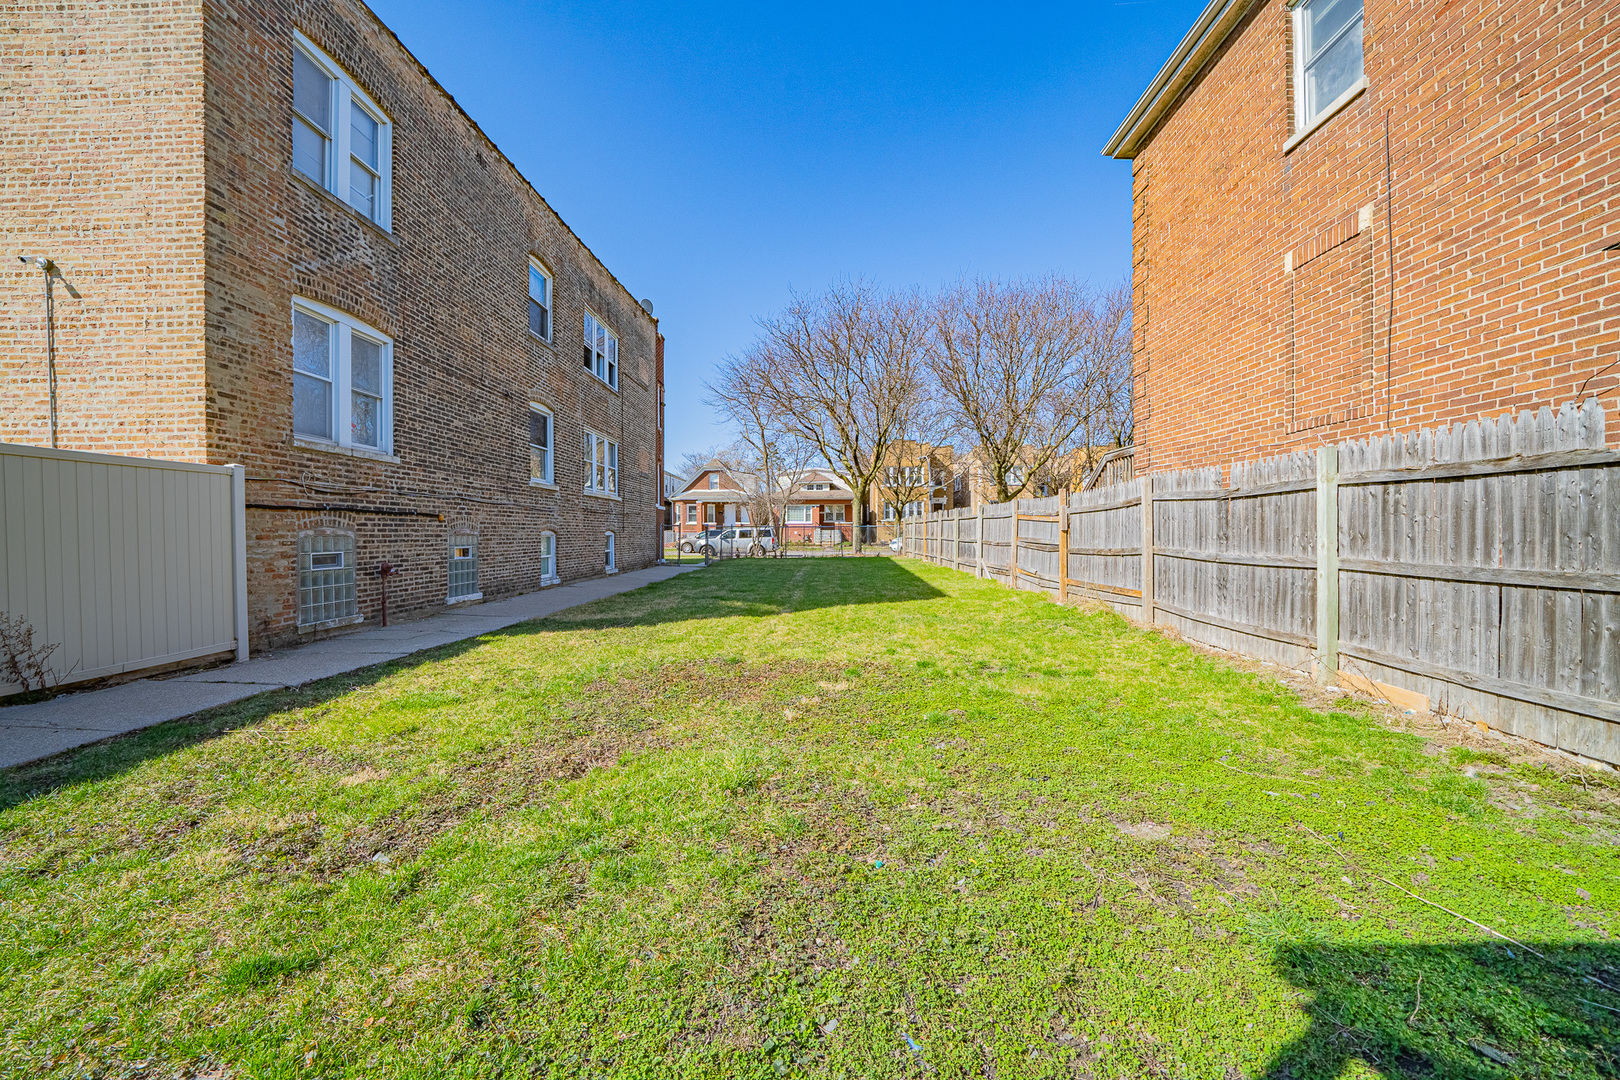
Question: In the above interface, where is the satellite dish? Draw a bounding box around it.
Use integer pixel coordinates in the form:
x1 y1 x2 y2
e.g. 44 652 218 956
639 298 655 316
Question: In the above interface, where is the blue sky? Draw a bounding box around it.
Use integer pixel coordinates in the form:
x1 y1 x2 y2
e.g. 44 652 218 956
367 0 1205 471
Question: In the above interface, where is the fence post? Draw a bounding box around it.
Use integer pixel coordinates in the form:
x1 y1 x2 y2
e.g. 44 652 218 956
1058 488 1070 605
228 463 249 663
976 507 985 578
1140 474 1155 627
1010 500 1020 589
1314 445 1339 684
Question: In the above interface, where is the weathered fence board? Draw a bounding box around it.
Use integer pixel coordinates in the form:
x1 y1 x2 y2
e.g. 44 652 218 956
900 400 1619 766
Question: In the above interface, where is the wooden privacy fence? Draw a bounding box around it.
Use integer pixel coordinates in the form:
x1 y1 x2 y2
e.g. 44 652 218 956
0 443 248 696
902 400 1620 766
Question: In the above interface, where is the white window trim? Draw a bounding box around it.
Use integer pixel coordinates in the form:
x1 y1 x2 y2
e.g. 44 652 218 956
583 429 620 498
527 258 553 343
605 530 617 574
528 402 555 487
1284 75 1367 152
293 31 392 229
583 309 620 391
1286 0 1365 151
539 531 561 586
292 297 394 455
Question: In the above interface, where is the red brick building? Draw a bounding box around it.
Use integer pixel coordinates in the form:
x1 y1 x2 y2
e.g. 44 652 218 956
2 0 663 648
1105 0 1619 472
781 469 855 543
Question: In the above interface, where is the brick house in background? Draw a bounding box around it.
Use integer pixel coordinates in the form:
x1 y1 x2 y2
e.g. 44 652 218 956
2 0 663 649
869 443 958 537
672 462 753 536
1105 0 1619 472
780 469 855 543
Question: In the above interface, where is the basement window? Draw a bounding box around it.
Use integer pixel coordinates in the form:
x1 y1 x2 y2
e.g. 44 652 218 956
1292 0 1365 134
448 532 479 601
540 531 559 585
298 530 358 628
292 32 392 227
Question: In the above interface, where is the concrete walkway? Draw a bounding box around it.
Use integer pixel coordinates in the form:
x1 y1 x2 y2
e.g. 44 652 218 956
0 564 701 769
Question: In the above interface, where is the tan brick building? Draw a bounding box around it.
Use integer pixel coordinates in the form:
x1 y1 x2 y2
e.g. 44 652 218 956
1105 0 1619 472
2 0 664 648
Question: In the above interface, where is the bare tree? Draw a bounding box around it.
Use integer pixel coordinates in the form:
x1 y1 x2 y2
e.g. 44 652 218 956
725 282 932 551
929 277 1132 504
677 446 726 484
708 347 823 553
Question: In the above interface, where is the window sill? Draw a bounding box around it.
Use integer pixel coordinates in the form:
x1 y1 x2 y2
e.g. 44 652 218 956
528 329 554 348
528 478 557 490
293 435 400 464
540 574 561 587
290 168 398 242
446 592 483 605
586 373 621 394
584 490 622 502
298 613 365 634
605 568 619 575
1284 77 1367 153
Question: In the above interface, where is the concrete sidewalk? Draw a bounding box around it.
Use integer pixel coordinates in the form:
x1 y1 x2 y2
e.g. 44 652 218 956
0 564 701 769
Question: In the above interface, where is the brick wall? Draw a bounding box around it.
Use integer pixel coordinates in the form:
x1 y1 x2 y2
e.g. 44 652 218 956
0 1 209 458
3 0 662 651
1127 0 1620 472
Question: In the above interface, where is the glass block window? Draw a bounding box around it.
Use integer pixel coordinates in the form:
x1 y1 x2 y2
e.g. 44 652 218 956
298 531 357 627
448 532 478 600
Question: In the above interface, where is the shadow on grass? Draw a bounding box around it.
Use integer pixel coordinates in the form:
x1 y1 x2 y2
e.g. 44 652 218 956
0 558 945 806
1261 941 1620 1078
0 637 486 812
528 555 947 633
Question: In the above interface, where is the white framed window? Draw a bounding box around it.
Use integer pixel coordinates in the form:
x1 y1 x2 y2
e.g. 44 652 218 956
883 502 897 522
448 531 479 601
685 504 697 524
823 504 847 523
738 506 751 524
583 430 618 496
806 482 831 491
539 531 558 584
605 531 616 573
292 32 391 228
785 505 812 524
528 404 553 484
1293 0 1364 134
708 473 718 490
583 311 618 389
528 260 552 340
705 504 717 524
292 299 392 452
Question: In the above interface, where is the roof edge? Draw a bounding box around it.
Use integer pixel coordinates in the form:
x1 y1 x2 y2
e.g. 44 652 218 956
1102 0 1266 160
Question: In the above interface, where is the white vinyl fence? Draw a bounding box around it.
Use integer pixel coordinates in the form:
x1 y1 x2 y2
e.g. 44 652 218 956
902 401 1620 766
1 443 248 696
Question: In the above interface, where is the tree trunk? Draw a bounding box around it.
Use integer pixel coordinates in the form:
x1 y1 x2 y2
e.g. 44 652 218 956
851 482 867 552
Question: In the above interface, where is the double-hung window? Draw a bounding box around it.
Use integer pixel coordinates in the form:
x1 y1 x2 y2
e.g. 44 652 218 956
292 299 392 453
528 261 552 340
1293 0 1364 134
583 311 618 389
583 430 618 496
528 404 553 484
605 531 616 573
824 504 847 523
292 32 392 228
785 505 812 524
539 531 558 584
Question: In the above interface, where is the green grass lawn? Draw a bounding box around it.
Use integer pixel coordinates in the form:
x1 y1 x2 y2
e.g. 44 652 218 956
2 558 1617 1080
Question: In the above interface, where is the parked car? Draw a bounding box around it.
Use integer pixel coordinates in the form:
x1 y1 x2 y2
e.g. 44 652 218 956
678 528 725 553
699 526 776 557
